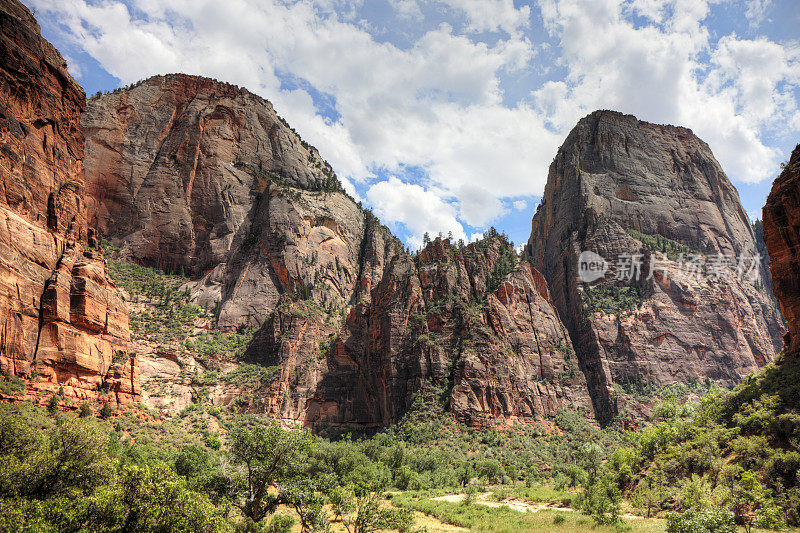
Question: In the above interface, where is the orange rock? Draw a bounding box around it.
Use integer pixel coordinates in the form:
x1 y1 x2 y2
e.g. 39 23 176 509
0 0 136 406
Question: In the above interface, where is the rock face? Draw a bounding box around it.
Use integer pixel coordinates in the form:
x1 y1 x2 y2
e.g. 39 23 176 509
763 145 800 357
84 75 592 428
244 234 591 430
526 110 784 421
83 74 339 275
83 74 357 330
0 0 136 404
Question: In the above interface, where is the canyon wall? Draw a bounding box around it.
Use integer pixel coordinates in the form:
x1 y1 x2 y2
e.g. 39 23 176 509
763 144 800 358
0 0 136 405
526 110 784 420
84 75 590 429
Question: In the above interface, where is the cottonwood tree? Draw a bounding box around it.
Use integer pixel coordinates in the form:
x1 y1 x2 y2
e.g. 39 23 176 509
229 417 313 522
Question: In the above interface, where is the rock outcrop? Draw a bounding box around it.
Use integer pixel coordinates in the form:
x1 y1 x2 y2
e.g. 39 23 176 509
0 0 136 404
83 75 339 273
244 234 591 430
763 145 800 357
526 110 784 421
84 74 592 428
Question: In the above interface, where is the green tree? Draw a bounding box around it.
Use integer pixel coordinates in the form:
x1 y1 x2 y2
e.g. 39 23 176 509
631 476 667 518
89 462 227 532
99 404 113 419
337 487 413 533
47 395 58 415
229 418 313 522
578 474 622 525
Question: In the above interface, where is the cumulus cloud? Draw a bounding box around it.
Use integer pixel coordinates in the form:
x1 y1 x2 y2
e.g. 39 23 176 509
27 0 800 245
534 0 799 183
366 177 467 249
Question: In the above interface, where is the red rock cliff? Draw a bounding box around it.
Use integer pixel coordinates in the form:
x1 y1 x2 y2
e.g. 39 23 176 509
84 75 591 429
526 110 784 421
763 145 800 357
0 0 136 405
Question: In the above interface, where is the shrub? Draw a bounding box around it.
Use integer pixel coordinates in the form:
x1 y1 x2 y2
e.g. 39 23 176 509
265 514 295 533
582 284 644 317
666 508 736 533
99 404 113 419
0 374 25 396
79 403 92 418
47 395 58 415
578 475 622 525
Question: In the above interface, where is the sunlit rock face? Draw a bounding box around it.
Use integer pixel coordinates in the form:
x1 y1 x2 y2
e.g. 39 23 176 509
526 110 784 422
84 74 592 429
764 144 800 358
0 0 136 405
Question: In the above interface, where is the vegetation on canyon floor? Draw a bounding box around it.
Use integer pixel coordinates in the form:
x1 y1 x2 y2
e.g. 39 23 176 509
2 354 798 532
16 238 781 532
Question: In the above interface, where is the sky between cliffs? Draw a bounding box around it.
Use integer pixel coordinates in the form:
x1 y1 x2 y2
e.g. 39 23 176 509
28 0 800 249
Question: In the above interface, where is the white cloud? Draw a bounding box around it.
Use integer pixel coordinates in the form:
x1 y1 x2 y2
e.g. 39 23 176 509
366 177 467 249
440 0 531 35
744 0 771 27
62 53 82 79
513 199 528 211
534 0 799 183
27 0 800 245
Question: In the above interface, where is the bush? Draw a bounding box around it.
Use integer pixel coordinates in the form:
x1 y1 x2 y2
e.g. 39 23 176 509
47 395 58 415
666 508 736 533
265 514 295 533
582 284 644 317
578 475 621 525
0 373 25 396
79 403 92 418
99 404 113 419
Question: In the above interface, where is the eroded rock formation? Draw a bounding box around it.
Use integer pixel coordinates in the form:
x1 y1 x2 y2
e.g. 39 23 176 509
0 0 136 404
763 144 800 357
84 75 591 428
244 235 591 430
526 110 784 421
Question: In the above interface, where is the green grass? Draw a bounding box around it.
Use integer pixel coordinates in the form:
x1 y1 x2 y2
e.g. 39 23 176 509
389 492 663 532
489 485 574 507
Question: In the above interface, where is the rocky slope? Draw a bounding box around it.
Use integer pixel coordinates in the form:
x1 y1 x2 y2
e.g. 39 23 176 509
85 75 591 429
763 144 800 358
83 74 345 329
0 0 136 405
243 234 591 430
526 110 784 421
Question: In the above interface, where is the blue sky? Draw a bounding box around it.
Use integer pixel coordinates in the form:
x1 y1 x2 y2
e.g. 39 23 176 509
28 0 800 249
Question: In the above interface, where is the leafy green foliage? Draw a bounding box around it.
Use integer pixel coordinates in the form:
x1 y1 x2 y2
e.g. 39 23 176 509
0 373 25 396
221 364 280 387
626 229 699 260
582 284 644 317
666 507 736 533
229 417 313 522
486 243 518 293
186 329 256 361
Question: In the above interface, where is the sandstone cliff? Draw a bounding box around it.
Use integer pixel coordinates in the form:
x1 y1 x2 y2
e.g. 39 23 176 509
526 110 784 421
85 75 591 428
243 233 591 430
763 144 800 357
0 0 136 405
